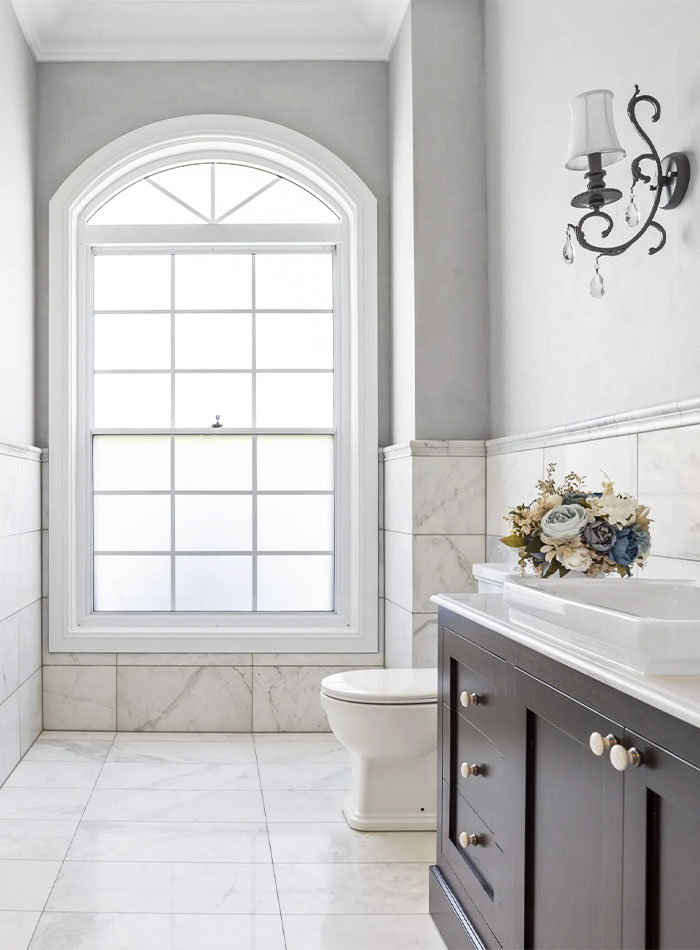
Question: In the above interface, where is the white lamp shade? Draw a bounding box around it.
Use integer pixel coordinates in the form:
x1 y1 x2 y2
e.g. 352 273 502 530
565 89 626 171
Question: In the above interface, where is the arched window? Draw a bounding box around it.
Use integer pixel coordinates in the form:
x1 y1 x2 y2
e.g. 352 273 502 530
49 116 378 654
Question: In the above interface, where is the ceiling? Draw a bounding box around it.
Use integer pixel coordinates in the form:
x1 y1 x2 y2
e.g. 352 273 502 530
11 0 409 62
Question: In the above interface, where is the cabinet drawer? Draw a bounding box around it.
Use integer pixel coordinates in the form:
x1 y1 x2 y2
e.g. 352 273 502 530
444 627 506 749
443 704 503 834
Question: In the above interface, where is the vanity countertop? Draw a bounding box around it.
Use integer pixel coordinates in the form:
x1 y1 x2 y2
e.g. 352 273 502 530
432 592 700 732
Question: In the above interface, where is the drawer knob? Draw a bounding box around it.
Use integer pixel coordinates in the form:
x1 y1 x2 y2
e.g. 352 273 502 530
589 732 618 756
460 762 481 778
460 691 480 708
610 744 642 771
459 832 481 848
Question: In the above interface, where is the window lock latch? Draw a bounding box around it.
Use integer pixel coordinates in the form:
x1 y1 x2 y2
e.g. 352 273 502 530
211 414 223 429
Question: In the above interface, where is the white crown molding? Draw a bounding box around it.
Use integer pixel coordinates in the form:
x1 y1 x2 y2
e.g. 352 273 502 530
382 440 486 461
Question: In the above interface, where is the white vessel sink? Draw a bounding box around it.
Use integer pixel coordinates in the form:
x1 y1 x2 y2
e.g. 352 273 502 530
503 577 700 675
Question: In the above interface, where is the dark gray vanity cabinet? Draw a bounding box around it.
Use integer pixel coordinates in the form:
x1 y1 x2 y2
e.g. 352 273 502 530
430 607 700 950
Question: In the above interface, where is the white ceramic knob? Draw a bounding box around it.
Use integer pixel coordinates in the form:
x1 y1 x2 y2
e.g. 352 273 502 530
460 691 479 708
610 744 642 771
459 832 480 848
460 762 480 778
589 732 618 756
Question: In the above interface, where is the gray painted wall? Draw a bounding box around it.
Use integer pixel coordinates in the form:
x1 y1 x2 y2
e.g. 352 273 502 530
485 0 700 439
35 60 390 446
388 0 489 443
0 0 36 446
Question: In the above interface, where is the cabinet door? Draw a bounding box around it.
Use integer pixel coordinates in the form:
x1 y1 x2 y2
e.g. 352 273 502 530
621 730 700 949
513 671 624 950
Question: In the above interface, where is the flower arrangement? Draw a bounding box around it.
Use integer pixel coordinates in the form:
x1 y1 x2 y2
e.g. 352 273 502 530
501 464 652 578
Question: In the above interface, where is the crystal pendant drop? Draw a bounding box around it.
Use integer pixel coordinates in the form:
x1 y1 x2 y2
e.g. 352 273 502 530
624 195 640 228
589 262 605 299
562 227 574 265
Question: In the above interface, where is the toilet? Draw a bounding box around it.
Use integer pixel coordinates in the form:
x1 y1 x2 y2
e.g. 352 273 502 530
320 668 437 831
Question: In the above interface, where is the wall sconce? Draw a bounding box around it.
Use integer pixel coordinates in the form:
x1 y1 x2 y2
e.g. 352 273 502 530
563 85 690 298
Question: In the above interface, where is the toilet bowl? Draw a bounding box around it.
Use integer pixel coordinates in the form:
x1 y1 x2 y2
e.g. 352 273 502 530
320 668 437 831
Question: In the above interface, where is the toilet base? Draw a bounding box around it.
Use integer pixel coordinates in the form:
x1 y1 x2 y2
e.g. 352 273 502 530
342 750 437 832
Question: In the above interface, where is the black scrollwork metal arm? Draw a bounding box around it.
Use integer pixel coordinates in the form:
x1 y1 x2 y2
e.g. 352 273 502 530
568 85 667 258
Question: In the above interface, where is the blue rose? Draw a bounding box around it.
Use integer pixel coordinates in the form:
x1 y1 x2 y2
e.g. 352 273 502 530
561 491 588 505
630 526 651 556
583 519 617 552
610 528 639 566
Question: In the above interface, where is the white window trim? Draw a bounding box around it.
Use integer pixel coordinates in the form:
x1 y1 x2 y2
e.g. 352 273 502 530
49 115 378 654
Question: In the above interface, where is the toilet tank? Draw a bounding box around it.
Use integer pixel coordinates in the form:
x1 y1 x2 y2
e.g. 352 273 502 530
472 562 515 594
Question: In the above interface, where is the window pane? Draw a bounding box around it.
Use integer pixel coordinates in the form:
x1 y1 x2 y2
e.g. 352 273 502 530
257 555 333 611
148 164 212 219
94 313 171 370
94 496 171 552
89 180 202 226
257 495 333 552
93 436 171 491
94 555 171 611
214 164 277 220
175 495 252 551
175 436 252 491
174 373 252 428
257 436 334 491
229 179 338 224
256 313 333 370
175 254 252 310
256 373 333 427
175 556 252 611
94 255 171 311
94 374 171 428
255 254 332 310
175 313 252 369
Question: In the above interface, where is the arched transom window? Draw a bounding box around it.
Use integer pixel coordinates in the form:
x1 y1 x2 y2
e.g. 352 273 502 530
49 119 378 654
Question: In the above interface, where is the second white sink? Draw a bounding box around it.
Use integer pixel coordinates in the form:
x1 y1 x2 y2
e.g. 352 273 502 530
503 576 700 675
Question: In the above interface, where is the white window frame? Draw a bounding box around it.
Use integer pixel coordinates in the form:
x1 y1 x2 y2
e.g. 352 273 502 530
49 116 378 654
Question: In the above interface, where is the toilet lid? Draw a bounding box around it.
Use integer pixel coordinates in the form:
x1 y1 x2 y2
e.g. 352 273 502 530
321 668 437 704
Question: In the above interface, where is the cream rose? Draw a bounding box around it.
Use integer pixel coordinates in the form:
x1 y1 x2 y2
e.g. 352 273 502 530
558 543 593 572
540 504 589 541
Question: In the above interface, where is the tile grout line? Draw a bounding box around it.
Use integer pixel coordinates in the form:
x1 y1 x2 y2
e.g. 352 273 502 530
26 732 117 947
253 732 288 950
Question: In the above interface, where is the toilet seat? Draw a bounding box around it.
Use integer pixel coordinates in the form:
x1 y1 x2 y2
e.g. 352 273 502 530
321 668 437 705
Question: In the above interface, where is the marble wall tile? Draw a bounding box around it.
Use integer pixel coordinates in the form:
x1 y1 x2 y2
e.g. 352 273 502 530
0 535 20 621
383 529 412 612
43 667 117 732
116 653 252 667
41 528 48 597
412 534 484 612
641 556 700 581
486 534 517 564
0 454 18 539
18 531 41 610
412 456 485 535
116 666 252 732
412 613 438 668
252 666 356 732
19 670 43 756
544 434 637 496
17 458 41 534
0 613 19 704
0 691 21 785
383 457 412 534
384 599 413 669
253 653 383 667
18 600 41 684
486 447 544 536
41 459 49 530
639 425 700 559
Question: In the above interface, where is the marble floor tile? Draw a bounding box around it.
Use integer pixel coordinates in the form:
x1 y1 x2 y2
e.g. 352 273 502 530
263 790 345 823
268 823 436 864
258 764 350 790
29 912 286 950
67 821 272 863
96 762 261 791
254 738 348 765
83 788 266 823
5 762 102 789
0 820 79 860
0 911 40 950
113 732 252 741
283 913 446 950
45 861 280 914
24 738 112 763
106 739 256 765
0 859 62 910
274 862 431 915
40 732 116 741
0 788 90 820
